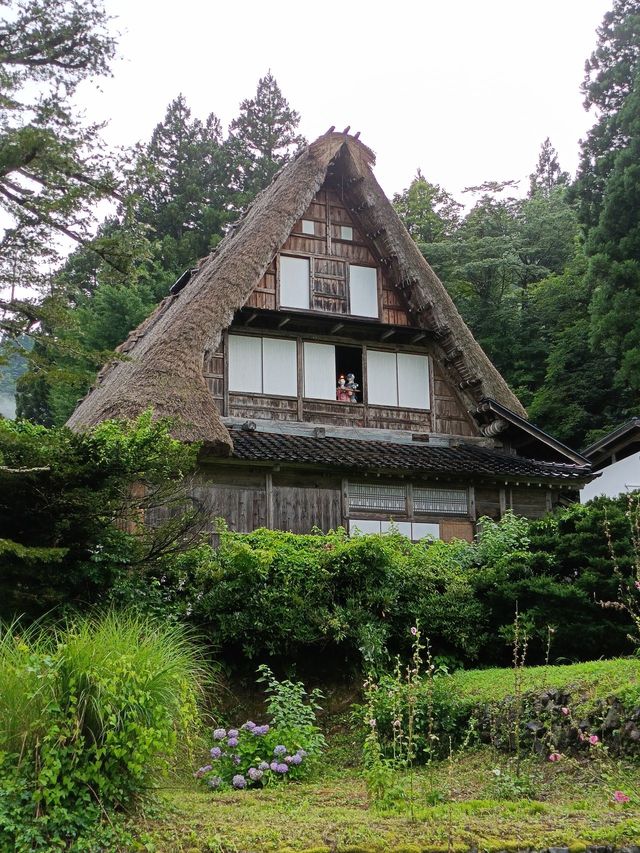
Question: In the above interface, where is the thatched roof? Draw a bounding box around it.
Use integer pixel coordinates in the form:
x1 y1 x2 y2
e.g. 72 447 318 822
67 132 526 453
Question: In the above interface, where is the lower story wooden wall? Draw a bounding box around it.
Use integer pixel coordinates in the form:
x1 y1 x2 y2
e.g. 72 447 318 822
173 464 558 543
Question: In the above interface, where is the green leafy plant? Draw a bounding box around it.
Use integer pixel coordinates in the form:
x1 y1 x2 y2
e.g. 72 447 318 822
0 611 208 850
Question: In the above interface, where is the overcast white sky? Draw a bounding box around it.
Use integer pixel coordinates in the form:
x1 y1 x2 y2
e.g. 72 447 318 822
84 0 611 200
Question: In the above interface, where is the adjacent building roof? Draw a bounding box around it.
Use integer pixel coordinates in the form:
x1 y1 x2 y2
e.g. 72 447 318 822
582 417 640 471
67 131 526 452
227 430 594 482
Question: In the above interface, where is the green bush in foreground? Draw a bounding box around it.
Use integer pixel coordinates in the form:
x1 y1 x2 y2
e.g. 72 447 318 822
0 611 207 851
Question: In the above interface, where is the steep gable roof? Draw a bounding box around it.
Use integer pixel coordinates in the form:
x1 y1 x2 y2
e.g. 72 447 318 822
67 131 526 453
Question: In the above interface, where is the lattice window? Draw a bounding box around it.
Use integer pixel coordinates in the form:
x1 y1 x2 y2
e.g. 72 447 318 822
414 487 468 515
348 483 406 513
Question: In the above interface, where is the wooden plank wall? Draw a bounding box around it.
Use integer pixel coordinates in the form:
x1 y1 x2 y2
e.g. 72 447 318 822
203 342 224 414
431 361 476 437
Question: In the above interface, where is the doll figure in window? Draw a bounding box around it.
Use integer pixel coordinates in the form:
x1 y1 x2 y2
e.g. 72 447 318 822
346 372 359 402
336 375 351 402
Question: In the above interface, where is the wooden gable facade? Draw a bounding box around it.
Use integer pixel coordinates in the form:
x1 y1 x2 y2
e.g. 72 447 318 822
68 132 595 542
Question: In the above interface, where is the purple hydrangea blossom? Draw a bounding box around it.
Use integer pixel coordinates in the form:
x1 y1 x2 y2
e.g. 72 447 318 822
258 761 270 771
194 764 212 778
242 721 256 730
233 755 241 765
289 753 303 765
232 774 246 789
207 776 222 789
228 728 239 738
210 746 222 759
248 767 263 782
227 737 239 747
296 748 307 758
253 724 269 735
273 745 287 756
270 761 279 771
275 763 289 774
213 728 226 740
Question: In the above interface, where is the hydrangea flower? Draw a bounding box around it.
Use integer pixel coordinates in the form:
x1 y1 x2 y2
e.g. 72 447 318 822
296 748 307 758
210 746 222 759
270 761 279 771
613 790 630 803
194 764 212 778
589 734 599 745
213 728 226 740
258 761 270 771
273 745 287 756
253 724 269 735
242 721 256 730
248 767 263 782
228 728 239 738
275 763 289 774
228 737 239 747
232 774 246 789
289 753 303 765
233 755 241 765
207 776 222 789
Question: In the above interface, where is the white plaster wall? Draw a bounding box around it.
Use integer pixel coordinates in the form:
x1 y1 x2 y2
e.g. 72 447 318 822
581 454 640 502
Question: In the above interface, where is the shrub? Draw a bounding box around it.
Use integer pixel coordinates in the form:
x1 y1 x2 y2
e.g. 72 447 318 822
0 611 207 850
195 665 325 791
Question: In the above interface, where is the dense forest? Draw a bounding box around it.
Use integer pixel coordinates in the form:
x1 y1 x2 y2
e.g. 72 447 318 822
0 0 639 450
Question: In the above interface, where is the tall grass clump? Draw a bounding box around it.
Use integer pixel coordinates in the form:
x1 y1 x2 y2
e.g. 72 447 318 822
0 610 208 850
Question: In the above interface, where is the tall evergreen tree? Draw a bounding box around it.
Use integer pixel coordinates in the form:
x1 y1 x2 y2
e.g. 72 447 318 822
226 72 305 205
528 138 569 197
392 170 462 243
573 0 640 229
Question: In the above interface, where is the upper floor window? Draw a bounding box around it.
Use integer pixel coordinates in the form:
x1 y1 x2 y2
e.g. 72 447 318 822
228 335 297 397
279 254 379 319
366 350 430 410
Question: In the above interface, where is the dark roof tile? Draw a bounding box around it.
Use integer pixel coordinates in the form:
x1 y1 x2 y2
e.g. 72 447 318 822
230 431 592 481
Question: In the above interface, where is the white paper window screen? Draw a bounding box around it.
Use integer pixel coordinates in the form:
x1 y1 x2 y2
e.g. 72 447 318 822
350 519 441 541
262 338 297 396
348 482 406 512
349 265 378 318
341 225 353 240
414 487 468 515
280 255 310 309
228 335 262 393
301 219 315 235
366 349 397 405
412 522 441 540
303 342 336 400
397 353 430 409
381 520 413 537
350 519 382 536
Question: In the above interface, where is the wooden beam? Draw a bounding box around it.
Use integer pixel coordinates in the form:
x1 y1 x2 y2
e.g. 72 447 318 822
330 322 344 334
245 312 257 326
380 328 395 341
278 317 290 329
411 332 426 344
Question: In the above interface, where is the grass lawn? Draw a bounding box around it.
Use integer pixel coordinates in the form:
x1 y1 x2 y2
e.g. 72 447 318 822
143 748 640 852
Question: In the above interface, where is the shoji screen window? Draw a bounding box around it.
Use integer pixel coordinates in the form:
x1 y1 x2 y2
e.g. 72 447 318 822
349 265 378 318
280 255 310 310
228 335 297 396
303 342 335 400
366 350 430 409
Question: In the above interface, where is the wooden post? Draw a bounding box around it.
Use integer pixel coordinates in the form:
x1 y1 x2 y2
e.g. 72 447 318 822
265 471 274 529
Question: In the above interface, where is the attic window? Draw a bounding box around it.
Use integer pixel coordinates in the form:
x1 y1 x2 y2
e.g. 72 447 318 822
340 225 353 240
301 219 315 235
349 265 378 318
280 255 310 310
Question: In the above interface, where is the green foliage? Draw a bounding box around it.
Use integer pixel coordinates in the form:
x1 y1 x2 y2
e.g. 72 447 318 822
0 611 207 850
107 500 640 670
226 71 305 205
0 413 200 620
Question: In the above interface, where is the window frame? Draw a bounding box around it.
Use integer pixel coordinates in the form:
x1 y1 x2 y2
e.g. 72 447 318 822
227 333 298 398
365 348 431 411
